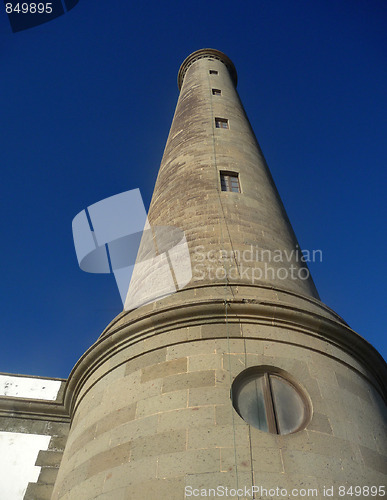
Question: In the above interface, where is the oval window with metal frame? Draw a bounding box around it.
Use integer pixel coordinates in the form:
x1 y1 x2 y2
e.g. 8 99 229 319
231 367 311 435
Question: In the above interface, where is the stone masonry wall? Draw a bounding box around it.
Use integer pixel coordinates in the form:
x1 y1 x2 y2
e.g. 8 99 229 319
52 294 386 499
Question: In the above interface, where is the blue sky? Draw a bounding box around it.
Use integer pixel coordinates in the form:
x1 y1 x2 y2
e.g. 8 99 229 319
1 1 386 379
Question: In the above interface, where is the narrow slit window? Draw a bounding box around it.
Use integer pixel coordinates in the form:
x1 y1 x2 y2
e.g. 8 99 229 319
212 89 221 96
209 70 218 75
215 117 228 129
220 171 240 193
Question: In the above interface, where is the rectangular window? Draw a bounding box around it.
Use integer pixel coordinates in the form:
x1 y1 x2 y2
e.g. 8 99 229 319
215 117 228 129
220 172 240 193
209 70 218 75
212 89 221 96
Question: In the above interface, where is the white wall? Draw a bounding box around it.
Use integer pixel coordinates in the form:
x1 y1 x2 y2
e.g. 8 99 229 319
0 432 51 500
0 375 61 400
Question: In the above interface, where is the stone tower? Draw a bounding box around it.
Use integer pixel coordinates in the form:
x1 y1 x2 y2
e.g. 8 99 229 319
52 49 387 499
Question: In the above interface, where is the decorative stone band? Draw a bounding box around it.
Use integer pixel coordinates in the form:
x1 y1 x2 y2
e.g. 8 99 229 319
177 48 238 90
63 284 387 418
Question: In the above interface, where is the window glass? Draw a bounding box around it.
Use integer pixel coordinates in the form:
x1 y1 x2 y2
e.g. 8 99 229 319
231 368 309 435
270 376 305 434
220 172 240 192
236 374 268 432
215 118 228 129
230 179 239 192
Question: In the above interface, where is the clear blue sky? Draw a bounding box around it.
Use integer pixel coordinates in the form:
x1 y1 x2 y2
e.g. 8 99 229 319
1 1 386 378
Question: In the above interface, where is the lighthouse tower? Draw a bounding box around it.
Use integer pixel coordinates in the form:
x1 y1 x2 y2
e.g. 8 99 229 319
52 49 387 499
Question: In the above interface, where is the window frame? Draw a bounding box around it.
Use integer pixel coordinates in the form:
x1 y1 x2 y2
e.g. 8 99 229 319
231 366 311 435
209 69 218 75
220 171 240 193
215 117 229 129
212 88 222 96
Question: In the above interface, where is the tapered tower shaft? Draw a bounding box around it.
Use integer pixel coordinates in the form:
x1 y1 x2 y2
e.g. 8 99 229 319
125 49 318 311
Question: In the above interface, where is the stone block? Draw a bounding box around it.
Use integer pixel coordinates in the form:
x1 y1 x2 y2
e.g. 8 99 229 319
87 441 131 477
249 428 280 449
262 341 309 360
125 348 167 376
330 418 360 442
100 372 162 412
145 328 190 349
307 412 333 434
157 448 220 478
215 369 232 388
215 403 245 426
102 458 158 492
214 338 246 354
49 436 68 451
251 446 283 473
307 359 338 386
167 340 216 360
38 466 59 484
201 323 241 339
95 403 136 437
162 370 215 393
70 429 112 469
123 477 185 500
158 406 215 432
298 375 322 402
221 447 253 474
336 372 371 402
36 450 63 468
186 326 202 341
188 424 249 449
245 352 266 368
136 390 188 418
316 379 352 406
141 357 187 383
24 483 54 500
222 353 247 374
109 414 158 448
0 417 50 435
282 431 357 461
189 386 229 407
184 471 253 498
94 487 128 500
280 473 320 499
60 470 105 500
281 449 346 481
188 353 223 371
243 325 282 342
65 423 96 457
130 429 186 460
360 445 387 474
76 386 104 417
53 461 89 497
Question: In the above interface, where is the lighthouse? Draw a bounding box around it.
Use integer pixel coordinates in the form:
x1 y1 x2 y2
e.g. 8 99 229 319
51 49 387 500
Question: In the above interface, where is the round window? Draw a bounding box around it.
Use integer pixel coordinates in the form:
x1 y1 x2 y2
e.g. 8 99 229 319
231 367 310 435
